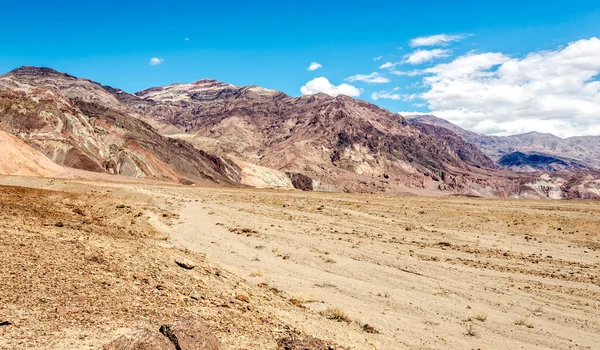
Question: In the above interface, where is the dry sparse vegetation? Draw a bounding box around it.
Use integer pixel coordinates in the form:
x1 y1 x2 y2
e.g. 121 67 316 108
250 270 263 277
320 307 351 323
293 293 320 304
464 313 488 322
465 323 478 337
515 318 534 328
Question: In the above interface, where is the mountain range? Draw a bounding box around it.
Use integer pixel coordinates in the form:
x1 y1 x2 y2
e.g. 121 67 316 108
406 114 600 171
1 66 599 199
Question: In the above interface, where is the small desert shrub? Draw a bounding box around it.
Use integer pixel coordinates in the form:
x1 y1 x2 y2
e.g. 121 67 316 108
294 293 319 303
320 307 350 322
465 324 478 337
464 313 487 322
515 318 534 328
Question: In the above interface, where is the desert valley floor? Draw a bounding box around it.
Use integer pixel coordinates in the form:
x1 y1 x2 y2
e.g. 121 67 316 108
0 175 599 350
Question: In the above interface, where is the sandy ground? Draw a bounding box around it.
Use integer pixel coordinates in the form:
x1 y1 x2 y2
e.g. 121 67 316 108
1 176 599 349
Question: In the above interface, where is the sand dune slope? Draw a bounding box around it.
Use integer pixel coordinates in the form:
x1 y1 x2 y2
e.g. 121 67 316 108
0 130 63 177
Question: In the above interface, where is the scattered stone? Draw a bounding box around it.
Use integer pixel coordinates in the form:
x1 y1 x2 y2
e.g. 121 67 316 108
0 321 12 326
277 334 343 350
236 294 250 303
56 305 80 317
361 323 379 334
289 299 306 309
282 255 291 260
175 258 196 270
159 318 221 350
103 328 175 350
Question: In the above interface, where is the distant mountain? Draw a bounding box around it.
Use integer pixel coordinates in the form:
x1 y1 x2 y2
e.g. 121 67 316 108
124 78 505 193
0 67 241 185
406 114 600 170
1 66 599 199
498 152 592 172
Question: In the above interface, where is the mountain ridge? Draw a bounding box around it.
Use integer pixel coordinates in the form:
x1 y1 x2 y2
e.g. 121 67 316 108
406 114 600 170
1 66 599 199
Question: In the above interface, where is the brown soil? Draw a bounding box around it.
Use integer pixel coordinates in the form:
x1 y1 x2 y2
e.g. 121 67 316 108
1 176 599 349
0 180 336 349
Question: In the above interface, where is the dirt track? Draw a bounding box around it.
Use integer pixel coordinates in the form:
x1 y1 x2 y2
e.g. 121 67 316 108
1 176 599 349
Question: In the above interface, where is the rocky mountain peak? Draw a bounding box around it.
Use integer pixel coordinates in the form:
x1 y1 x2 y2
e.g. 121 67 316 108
7 66 78 80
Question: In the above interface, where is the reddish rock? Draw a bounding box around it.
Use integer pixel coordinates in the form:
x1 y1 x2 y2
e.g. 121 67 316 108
103 328 174 350
159 318 221 350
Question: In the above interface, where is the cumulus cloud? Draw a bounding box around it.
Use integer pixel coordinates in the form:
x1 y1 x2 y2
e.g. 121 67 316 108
307 62 323 71
149 57 164 66
404 49 450 64
346 72 390 84
379 61 396 69
373 56 383 61
410 34 466 47
371 88 416 101
417 37 600 137
300 77 361 97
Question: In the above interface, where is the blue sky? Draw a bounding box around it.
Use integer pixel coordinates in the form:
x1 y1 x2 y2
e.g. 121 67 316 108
1 1 600 136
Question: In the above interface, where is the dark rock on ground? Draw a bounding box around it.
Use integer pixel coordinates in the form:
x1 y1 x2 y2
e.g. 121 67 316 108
103 328 175 350
277 334 345 350
159 318 221 350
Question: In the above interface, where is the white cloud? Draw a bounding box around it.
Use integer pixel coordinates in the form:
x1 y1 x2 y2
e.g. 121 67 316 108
346 72 390 84
149 57 164 66
373 56 383 61
410 34 466 47
379 61 396 69
398 111 427 116
300 77 361 97
371 88 415 101
404 49 450 64
372 87 400 100
307 62 323 71
416 37 600 137
372 91 401 100
390 70 422 77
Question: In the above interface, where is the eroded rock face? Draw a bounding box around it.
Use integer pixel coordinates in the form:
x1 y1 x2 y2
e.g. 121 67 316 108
159 318 221 350
0 69 241 185
2 66 599 198
286 172 314 191
103 328 175 350
124 80 504 194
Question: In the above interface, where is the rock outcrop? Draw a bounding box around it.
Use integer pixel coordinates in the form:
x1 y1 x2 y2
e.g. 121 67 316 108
124 79 502 194
159 318 221 350
0 68 241 185
103 328 175 350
